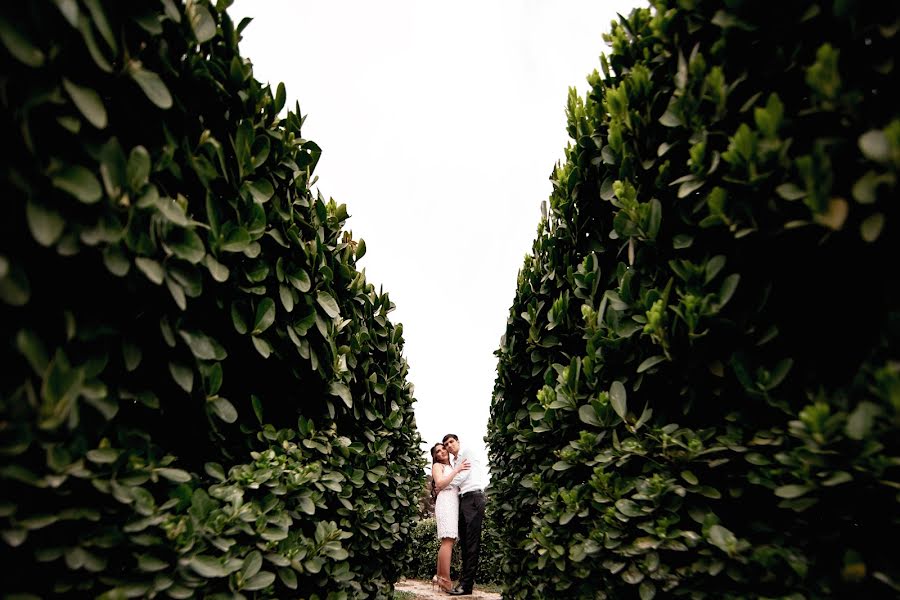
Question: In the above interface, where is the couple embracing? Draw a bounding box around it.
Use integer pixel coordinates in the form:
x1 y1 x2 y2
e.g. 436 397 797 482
429 434 487 596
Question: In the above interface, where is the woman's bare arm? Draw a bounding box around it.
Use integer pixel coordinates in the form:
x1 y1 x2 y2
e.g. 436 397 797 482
432 460 470 491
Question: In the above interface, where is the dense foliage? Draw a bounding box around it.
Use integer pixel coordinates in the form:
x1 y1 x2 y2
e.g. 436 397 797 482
488 1 899 598
0 1 423 598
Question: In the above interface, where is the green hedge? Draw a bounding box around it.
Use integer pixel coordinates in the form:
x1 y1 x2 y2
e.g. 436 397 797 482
0 1 423 598
401 500 503 586
488 1 899 598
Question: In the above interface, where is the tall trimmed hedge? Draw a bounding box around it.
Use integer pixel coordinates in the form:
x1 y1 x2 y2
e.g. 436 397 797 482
488 1 898 598
0 1 423 598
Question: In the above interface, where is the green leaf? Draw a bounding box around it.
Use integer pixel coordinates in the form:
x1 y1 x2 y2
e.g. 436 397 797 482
204 255 230 282
316 291 340 318
647 198 662 239
678 179 704 198
209 396 237 423
774 484 812 499
681 470 698 485
130 66 173 109
247 179 274 203
166 276 186 310
0 16 45 66
161 0 181 22
672 234 694 249
137 554 168 573
659 106 682 127
858 130 890 163
154 196 190 226
578 404 600 426
168 362 193 393
19 514 59 530
77 12 112 72
39 351 83 430
62 78 107 129
278 567 297 589
704 255 726 284
127 146 151 191
221 226 251 252
609 381 627 419
615 498 642 517
1 529 27 547
356 238 367 260
708 524 737 553
240 551 263 580
846 401 880 440
251 395 263 424
204 462 225 481
279 284 294 312
329 382 352 409
775 183 806 201
639 581 657 600
51 165 103 203
288 268 311 292
252 298 276 334
83 0 117 51
636 355 666 373
86 448 120 464
243 571 275 591
16 329 48 374
187 2 216 43
822 471 852 487
156 468 191 483
167 228 206 264
860 212 884 243
231 302 248 334
103 245 130 276
251 335 272 358
274 82 286 113
135 257 164 285
204 362 222 394
764 358 793 390
178 330 227 361
189 555 228 578
121 340 141 372
718 274 740 308
297 495 315 515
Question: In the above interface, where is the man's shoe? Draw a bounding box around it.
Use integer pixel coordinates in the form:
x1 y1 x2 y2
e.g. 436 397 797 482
448 586 472 596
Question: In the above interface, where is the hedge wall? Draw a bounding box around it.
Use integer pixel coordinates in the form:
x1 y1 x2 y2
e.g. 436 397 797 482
488 1 899 598
0 1 423 598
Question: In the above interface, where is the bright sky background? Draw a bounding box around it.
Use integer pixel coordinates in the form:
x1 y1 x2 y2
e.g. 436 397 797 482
228 0 643 476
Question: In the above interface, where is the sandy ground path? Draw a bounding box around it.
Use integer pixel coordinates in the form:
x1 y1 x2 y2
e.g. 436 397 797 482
394 578 501 599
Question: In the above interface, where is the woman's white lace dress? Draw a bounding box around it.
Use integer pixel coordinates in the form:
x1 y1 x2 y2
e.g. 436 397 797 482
434 469 459 540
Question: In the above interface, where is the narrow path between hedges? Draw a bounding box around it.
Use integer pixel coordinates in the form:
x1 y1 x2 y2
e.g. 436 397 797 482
395 578 501 599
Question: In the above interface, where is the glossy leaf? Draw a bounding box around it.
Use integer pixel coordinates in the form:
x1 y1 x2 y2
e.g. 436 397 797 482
26 200 65 246
51 166 103 203
130 66 173 109
62 78 107 129
252 298 276 334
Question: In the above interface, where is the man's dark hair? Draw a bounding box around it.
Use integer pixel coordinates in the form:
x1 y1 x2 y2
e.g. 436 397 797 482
442 433 458 444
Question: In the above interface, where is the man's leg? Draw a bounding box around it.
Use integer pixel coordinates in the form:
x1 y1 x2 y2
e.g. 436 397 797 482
459 494 485 591
457 498 469 583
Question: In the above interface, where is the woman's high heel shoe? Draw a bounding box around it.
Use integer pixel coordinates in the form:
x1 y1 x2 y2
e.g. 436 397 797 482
435 575 453 592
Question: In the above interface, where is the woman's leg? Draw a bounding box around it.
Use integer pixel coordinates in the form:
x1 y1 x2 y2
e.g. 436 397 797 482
437 538 455 589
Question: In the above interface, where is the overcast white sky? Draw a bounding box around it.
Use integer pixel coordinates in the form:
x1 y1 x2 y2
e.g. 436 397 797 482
228 0 643 474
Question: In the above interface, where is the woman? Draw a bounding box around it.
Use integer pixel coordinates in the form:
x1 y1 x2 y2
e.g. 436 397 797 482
430 442 469 592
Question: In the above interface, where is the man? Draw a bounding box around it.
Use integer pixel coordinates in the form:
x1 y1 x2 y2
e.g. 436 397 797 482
442 433 486 596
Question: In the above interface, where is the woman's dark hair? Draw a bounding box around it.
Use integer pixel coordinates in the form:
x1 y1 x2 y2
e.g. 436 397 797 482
430 443 446 502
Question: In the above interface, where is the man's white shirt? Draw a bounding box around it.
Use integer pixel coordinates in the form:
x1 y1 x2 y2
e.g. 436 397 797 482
451 445 486 495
